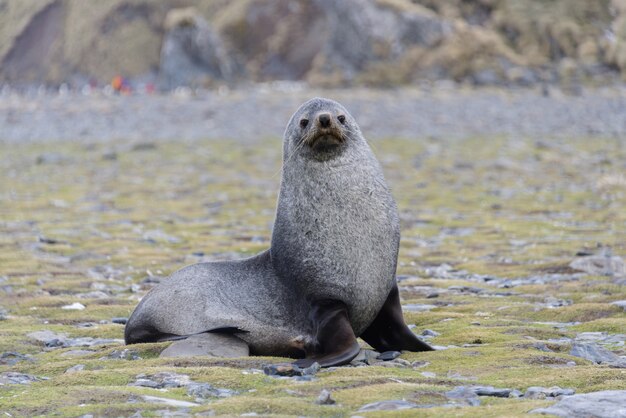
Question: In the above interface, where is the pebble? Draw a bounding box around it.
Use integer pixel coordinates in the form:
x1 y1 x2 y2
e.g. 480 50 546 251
315 389 336 405
421 329 440 337
525 386 576 399
142 395 199 408
263 362 320 377
129 372 191 389
611 300 626 311
65 364 85 373
351 349 381 365
61 302 86 310
402 304 437 312
0 372 46 385
358 400 418 411
377 351 401 361
103 349 140 360
187 383 237 399
111 317 128 324
0 352 32 365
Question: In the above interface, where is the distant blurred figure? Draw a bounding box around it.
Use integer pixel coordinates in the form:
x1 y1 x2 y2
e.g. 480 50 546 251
111 75 131 94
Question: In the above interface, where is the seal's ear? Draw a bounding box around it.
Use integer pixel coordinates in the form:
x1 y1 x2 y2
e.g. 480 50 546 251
359 284 434 352
292 300 361 368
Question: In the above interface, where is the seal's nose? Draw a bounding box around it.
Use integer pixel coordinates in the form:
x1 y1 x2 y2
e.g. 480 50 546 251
318 113 331 128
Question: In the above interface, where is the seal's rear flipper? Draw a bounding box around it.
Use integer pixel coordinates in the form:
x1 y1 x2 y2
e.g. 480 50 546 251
360 284 434 352
293 300 361 368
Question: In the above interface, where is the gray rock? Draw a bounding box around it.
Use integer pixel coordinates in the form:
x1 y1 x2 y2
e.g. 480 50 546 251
0 372 45 385
65 364 85 373
159 333 249 358
422 329 440 337
142 395 199 408
315 389 335 405
402 304 437 312
263 362 320 377
112 317 128 324
142 229 181 244
351 349 381 365
570 253 625 277
531 390 626 417
445 386 481 406
570 343 626 367
525 386 576 399
0 352 32 365
129 372 192 389
358 400 418 411
473 386 512 398
103 349 140 360
60 350 95 358
159 8 236 89
187 383 237 399
377 351 401 361
611 300 626 311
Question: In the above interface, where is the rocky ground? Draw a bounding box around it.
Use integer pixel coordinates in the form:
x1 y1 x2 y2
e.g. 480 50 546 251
1 85 626 143
0 88 625 416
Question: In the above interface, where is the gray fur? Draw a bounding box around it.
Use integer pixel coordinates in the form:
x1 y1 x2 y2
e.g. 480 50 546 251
125 97 399 355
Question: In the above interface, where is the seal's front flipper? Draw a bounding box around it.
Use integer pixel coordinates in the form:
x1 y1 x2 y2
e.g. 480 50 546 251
293 300 361 368
360 284 434 352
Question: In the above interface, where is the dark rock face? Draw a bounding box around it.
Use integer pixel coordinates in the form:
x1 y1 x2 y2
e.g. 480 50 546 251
158 8 237 89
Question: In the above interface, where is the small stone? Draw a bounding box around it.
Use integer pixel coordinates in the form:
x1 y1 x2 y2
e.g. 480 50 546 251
263 362 320 377
402 304 437 312
61 302 86 310
474 386 512 398
445 387 481 406
131 378 161 388
421 329 440 337
104 349 140 360
411 361 429 368
611 300 626 311
358 400 417 411
60 350 95 358
160 333 249 358
187 383 237 399
0 372 44 385
351 349 381 365
142 395 199 408
112 317 128 325
315 389 335 405
0 352 31 365
65 364 85 373
421 372 436 378
377 351 401 361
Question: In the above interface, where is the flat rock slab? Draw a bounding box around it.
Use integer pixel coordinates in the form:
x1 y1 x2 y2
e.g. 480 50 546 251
531 390 626 418
159 333 249 358
358 400 418 411
570 343 626 368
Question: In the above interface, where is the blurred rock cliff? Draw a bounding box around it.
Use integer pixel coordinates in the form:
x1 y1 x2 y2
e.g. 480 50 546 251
1 0 625 88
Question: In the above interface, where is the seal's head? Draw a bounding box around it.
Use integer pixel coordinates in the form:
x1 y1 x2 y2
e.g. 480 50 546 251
284 97 362 160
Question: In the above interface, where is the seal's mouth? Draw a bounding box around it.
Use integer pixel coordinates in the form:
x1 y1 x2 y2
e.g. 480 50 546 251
304 128 346 150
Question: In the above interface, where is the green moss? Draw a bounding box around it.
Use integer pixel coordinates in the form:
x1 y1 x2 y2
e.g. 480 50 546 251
1 136 624 416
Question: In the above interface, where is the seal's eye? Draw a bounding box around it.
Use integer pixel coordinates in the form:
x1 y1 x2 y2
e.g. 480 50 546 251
300 119 309 128
338 115 346 124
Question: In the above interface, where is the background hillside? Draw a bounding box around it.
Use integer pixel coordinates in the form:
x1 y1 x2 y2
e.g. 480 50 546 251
1 0 626 88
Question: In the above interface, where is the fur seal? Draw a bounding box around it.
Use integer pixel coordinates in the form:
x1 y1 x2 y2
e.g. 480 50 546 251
125 97 433 366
